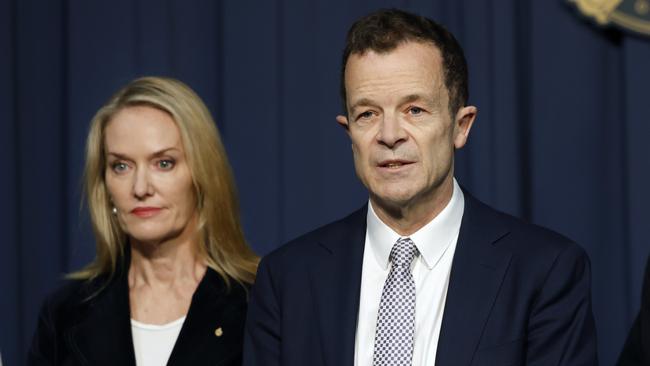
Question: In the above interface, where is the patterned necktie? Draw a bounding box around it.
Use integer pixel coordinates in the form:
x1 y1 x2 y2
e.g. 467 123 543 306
372 237 419 366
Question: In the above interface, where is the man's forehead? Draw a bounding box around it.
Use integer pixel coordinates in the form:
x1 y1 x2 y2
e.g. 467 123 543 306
343 41 449 112
347 40 442 67
345 42 444 90
345 41 443 83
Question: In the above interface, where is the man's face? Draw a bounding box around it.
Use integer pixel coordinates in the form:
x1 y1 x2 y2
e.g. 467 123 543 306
337 41 475 211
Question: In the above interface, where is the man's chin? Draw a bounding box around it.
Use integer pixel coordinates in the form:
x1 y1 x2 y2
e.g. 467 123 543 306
369 190 416 210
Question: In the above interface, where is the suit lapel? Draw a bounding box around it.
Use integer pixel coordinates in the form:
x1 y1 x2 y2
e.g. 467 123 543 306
435 193 512 366
66 269 136 366
167 268 246 366
310 206 367 366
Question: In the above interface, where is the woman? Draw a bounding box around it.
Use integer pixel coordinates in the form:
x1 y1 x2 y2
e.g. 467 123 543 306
28 77 258 365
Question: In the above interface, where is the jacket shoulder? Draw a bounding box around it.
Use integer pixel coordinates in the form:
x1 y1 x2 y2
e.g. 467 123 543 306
464 192 585 261
28 276 110 365
262 205 366 263
38 275 109 328
500 209 578 254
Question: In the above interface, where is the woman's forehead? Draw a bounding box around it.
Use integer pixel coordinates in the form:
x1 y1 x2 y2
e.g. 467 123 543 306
104 105 184 155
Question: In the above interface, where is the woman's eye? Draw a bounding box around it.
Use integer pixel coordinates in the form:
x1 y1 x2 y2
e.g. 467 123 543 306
158 159 175 170
112 162 129 173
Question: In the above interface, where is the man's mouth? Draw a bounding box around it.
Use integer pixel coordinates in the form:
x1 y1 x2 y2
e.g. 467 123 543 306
378 160 414 169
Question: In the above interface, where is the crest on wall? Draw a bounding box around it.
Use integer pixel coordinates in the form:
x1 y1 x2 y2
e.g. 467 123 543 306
568 0 650 36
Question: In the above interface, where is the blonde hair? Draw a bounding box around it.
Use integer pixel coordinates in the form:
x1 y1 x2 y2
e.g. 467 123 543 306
72 76 258 287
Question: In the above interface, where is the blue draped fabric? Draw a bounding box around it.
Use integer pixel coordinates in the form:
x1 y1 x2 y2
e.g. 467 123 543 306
1 0 648 364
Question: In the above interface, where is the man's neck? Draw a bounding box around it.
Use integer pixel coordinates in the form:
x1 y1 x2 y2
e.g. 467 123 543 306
370 180 454 236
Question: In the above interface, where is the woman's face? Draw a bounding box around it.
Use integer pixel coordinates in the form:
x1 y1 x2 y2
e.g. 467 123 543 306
104 105 198 245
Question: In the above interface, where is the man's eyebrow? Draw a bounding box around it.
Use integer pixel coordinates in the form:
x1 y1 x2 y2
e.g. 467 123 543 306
398 94 429 105
349 98 379 112
349 94 433 111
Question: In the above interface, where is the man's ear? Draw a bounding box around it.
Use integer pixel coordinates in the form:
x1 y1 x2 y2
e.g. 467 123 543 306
336 115 350 134
453 106 477 149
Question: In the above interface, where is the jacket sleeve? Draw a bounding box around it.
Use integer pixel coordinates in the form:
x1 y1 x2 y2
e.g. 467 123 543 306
525 243 599 366
27 296 58 366
243 256 282 366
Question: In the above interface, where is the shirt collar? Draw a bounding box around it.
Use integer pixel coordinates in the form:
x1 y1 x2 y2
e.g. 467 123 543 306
366 178 465 270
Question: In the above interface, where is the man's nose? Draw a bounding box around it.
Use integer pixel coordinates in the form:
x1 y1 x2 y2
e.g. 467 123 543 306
377 113 407 148
132 167 153 199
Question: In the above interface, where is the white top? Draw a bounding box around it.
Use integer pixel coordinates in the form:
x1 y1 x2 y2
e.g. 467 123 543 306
131 316 186 366
354 179 464 366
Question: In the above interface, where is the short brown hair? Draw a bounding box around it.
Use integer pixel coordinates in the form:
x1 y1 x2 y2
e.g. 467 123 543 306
340 8 469 117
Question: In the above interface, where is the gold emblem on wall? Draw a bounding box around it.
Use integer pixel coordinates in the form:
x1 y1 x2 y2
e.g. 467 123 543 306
569 0 650 36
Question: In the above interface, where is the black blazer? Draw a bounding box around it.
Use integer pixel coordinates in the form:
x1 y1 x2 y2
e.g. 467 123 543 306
243 191 598 366
618 255 650 365
28 262 248 366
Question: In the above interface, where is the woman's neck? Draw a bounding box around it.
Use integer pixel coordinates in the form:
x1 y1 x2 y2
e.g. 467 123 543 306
127 233 208 324
129 237 206 289
128 213 207 289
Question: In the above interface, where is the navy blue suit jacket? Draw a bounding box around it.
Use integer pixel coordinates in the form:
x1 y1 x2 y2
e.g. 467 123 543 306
243 192 598 365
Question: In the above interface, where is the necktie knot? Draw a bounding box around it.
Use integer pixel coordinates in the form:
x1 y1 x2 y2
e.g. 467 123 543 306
390 238 418 268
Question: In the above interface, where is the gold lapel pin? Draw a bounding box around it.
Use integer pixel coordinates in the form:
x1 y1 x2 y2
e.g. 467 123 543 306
215 327 223 337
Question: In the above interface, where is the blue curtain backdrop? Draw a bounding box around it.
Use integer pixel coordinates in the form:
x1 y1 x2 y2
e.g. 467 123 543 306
1 0 649 364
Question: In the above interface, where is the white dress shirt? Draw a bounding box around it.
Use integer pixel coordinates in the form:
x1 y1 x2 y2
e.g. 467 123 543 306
354 179 464 366
131 316 185 366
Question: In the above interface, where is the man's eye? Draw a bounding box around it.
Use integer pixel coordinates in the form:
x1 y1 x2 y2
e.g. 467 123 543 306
358 111 374 120
409 106 424 115
111 162 129 173
158 159 175 170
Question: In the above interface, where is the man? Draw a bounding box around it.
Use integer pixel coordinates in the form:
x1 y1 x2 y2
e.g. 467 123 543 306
244 9 598 366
